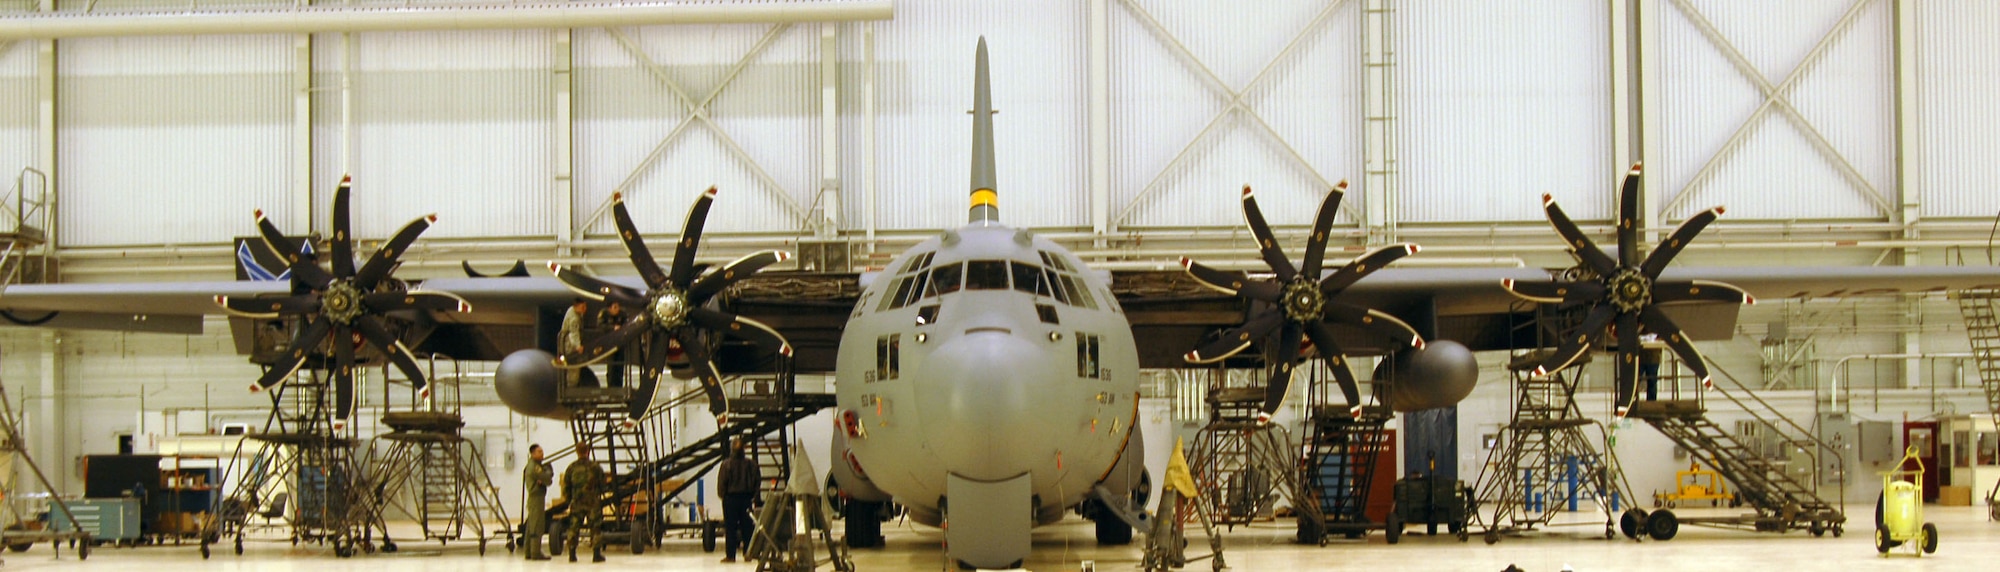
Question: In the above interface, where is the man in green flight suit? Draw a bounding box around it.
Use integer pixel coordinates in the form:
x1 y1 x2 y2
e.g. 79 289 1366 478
562 443 607 563
522 443 552 560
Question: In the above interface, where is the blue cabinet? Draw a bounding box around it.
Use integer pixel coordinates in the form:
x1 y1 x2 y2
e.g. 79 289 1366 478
47 498 141 542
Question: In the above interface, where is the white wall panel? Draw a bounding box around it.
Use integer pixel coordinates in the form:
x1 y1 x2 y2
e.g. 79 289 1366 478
573 23 819 236
58 34 293 247
1916 0 2000 219
1656 0 1892 222
1112 0 1358 229
0 42 37 193
837 0 1086 232
1397 0 1609 224
313 29 555 241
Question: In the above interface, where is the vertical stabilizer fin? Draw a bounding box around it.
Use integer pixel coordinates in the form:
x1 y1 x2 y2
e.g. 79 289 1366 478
969 36 999 224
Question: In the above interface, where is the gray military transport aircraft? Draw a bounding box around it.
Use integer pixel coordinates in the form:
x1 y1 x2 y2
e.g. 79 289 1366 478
9 37 2000 572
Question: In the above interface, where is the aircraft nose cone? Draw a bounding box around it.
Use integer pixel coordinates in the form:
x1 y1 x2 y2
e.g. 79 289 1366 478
914 331 1053 481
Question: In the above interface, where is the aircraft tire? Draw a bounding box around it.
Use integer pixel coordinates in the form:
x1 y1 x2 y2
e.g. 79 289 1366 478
1094 511 1133 545
844 501 884 548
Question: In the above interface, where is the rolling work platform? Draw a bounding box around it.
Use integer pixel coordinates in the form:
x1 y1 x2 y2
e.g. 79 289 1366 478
541 356 834 554
1469 350 1630 544
1296 360 1395 545
203 372 388 558
366 359 512 554
1186 385 1305 531
1953 287 2000 520
1621 363 1847 539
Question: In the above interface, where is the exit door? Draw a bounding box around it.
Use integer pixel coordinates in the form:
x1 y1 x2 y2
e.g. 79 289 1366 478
1903 421 1939 502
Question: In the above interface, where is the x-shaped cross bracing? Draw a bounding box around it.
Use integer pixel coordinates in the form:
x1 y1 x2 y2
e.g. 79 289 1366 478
581 24 809 233
1112 0 1353 227
1662 0 1891 218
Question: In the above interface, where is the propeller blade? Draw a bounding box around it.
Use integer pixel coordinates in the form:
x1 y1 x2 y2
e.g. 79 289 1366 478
1323 301 1425 349
561 313 651 368
1651 280 1754 305
1240 186 1298 281
625 333 674 422
1616 310 1640 405
1260 323 1303 415
256 212 333 289
461 260 530 278
1542 195 1618 276
354 213 435 289
1617 163 1641 268
1185 309 1285 364
1320 243 1419 294
215 294 319 319
1303 321 1363 408
1500 279 1564 303
669 187 719 288
353 315 430 396
548 262 649 307
363 290 471 314
1640 206 1723 279
1533 303 1617 377
1638 305 1712 385
331 176 356 278
253 318 332 392
687 307 794 357
1181 258 1281 302
675 330 729 416
688 250 791 305
1300 181 1348 278
332 324 356 429
609 195 672 289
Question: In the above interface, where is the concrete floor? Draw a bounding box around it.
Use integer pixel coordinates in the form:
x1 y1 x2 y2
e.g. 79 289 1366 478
4 506 1992 571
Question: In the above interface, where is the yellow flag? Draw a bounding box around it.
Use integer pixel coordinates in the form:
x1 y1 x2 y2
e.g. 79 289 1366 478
1164 437 1200 498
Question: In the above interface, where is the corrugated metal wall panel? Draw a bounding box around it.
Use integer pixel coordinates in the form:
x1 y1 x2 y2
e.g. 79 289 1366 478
316 29 556 240
1916 0 2000 219
0 42 37 189
1656 0 1891 221
573 23 819 236
1397 0 1610 223
1113 0 1358 229
837 0 1087 232
57 34 292 247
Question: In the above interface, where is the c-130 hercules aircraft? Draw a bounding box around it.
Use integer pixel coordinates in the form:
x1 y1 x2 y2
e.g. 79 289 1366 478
11 35 2000 572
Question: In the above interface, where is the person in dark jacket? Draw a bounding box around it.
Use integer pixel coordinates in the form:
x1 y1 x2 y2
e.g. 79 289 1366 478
716 439 761 563
562 443 607 563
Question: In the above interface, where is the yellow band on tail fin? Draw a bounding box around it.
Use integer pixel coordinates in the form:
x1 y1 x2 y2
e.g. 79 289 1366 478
971 189 998 208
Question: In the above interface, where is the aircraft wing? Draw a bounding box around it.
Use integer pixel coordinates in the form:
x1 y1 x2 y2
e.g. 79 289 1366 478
0 280 285 334
1115 264 2000 367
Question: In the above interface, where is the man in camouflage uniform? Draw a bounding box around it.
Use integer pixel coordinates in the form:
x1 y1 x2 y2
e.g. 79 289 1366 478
562 443 608 563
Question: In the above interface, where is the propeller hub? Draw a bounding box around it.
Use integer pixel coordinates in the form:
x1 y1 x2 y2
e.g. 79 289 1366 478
650 289 690 328
322 281 364 325
1281 279 1325 323
1606 269 1651 313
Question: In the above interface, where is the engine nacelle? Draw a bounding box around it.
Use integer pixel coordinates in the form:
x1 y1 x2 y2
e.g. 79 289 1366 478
1374 339 1479 412
494 349 572 420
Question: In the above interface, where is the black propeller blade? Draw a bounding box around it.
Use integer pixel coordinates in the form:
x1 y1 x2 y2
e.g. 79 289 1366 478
218 175 468 429
1502 163 1752 410
552 190 794 422
1181 182 1423 418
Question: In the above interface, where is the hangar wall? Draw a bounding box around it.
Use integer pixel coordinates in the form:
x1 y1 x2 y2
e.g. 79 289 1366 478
1 0 1997 504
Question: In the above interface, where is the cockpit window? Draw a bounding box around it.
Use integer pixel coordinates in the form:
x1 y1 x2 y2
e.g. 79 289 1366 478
965 260 1009 290
931 262 964 295
1043 268 1072 305
1038 250 1072 272
1011 262 1044 295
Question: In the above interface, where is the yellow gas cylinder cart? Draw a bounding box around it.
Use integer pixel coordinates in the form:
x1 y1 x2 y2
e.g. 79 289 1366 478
1874 445 1937 556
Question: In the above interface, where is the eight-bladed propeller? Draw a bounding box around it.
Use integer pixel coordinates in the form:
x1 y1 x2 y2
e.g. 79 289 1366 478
1501 163 1753 406
216 175 469 430
549 189 794 423
1182 183 1425 418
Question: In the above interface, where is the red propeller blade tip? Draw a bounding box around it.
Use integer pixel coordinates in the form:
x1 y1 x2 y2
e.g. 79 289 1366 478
1713 206 1727 216
1240 185 1253 198
426 214 438 223
1406 244 1421 255
612 192 623 202
1744 295 1757 305
1501 278 1515 289
546 261 561 273
457 302 473 313
253 209 264 219
1411 336 1425 350
1334 180 1349 191
777 251 793 262
1541 194 1555 207
248 383 263 393
1630 162 1643 173
339 174 352 185
1182 351 1202 362
705 186 719 197
1531 365 1549 378
1179 257 1193 269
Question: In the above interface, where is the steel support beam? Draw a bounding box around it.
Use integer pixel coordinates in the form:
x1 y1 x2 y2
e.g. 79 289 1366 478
1087 0 1112 238
555 29 575 253
0 1 893 39
292 34 313 234
818 23 840 237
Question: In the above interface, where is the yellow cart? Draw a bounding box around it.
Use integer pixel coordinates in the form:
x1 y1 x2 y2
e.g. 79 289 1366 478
1874 445 1937 556
1653 462 1735 509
